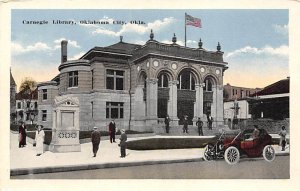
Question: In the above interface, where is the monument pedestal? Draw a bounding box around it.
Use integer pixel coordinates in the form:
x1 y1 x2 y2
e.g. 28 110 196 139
50 96 81 153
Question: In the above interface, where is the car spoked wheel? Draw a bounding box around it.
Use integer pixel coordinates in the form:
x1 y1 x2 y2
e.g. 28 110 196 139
203 145 213 161
224 146 240 165
263 145 275 162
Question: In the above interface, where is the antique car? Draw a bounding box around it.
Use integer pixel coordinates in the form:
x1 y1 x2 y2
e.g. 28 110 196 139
203 128 276 165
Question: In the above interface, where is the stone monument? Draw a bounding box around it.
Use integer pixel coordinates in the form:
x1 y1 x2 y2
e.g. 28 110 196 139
49 96 81 152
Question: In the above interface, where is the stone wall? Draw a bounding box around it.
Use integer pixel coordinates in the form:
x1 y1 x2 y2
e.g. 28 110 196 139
238 118 290 134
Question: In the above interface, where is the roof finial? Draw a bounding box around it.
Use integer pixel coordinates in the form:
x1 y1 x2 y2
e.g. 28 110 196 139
150 29 154 40
198 38 203 49
172 33 177 44
120 36 123 42
217 42 221 51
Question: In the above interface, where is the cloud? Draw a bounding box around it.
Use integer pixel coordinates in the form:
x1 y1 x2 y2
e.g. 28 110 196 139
91 17 176 36
69 51 86 60
53 38 81 49
11 41 52 55
225 45 288 58
273 24 288 36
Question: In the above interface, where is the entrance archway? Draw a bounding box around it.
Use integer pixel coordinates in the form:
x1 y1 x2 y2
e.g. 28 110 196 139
157 72 170 118
177 69 197 124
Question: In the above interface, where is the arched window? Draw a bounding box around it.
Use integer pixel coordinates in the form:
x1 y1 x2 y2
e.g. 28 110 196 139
204 77 214 91
177 70 195 90
158 73 169 88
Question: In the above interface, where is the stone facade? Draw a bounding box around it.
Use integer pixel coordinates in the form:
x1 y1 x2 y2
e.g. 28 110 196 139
38 34 228 131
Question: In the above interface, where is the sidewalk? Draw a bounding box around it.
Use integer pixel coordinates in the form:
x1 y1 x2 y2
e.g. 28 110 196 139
10 132 289 176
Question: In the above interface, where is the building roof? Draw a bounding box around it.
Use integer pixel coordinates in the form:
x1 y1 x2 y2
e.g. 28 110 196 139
16 88 38 100
10 71 16 86
106 41 141 54
252 78 289 96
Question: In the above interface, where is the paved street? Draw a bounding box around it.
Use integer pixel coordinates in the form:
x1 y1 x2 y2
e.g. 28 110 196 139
12 155 289 179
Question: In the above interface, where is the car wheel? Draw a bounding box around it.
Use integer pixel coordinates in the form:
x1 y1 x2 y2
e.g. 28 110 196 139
203 145 213 161
263 145 275 162
224 146 240 165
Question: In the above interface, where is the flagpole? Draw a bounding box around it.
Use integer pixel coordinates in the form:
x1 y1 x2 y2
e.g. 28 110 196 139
185 13 187 47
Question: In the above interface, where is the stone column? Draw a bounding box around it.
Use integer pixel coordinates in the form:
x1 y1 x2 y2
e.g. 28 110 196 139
210 85 217 128
211 85 224 129
132 85 146 130
167 80 179 126
146 78 158 126
193 83 204 125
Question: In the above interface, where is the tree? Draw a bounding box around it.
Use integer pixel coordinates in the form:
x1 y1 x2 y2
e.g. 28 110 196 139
19 77 37 124
19 77 37 94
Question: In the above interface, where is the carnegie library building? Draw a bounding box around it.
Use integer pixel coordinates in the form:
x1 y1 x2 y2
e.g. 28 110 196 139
37 31 228 132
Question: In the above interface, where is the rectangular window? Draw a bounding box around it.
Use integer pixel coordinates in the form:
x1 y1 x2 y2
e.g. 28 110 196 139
17 102 21 109
91 69 94 89
91 101 94 119
42 110 47 121
232 89 235 95
68 71 78 87
42 89 47 100
106 102 124 119
106 69 124 90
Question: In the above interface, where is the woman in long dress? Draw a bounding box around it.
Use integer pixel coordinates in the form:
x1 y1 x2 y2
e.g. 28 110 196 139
35 125 45 156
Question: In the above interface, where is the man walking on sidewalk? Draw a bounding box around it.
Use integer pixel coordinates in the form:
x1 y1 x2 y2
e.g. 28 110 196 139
91 127 101 157
109 119 116 143
119 129 127 158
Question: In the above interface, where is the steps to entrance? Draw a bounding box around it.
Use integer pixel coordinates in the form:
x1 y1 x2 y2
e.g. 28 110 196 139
153 125 220 136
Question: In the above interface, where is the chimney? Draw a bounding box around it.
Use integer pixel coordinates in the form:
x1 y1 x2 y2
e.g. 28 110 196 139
61 40 68 63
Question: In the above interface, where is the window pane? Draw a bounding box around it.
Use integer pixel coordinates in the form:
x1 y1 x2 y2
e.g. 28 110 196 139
163 75 168 87
69 77 73 87
106 108 110 118
74 76 78 86
111 102 119 106
107 69 114 75
191 77 195 90
116 78 124 90
158 75 162 87
111 108 118 118
120 108 124 118
181 73 189 89
116 70 124 76
106 77 114 89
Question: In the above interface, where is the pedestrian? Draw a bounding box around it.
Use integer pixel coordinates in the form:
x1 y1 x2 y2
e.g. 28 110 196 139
19 121 27 148
109 119 116 143
91 126 101 157
183 115 189 133
279 126 287 151
207 114 213 130
164 115 170 134
196 117 204 136
119 129 127 158
35 125 45 156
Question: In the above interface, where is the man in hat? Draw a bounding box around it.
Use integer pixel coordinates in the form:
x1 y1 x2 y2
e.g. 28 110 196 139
109 119 116 143
196 117 204 136
119 129 127 158
164 115 170 134
252 125 260 139
183 115 189 133
91 127 101 157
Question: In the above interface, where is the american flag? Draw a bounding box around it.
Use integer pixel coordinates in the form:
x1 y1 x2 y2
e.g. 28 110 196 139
186 14 201 28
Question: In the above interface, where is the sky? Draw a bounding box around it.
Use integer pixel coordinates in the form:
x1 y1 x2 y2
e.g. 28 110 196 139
11 9 289 91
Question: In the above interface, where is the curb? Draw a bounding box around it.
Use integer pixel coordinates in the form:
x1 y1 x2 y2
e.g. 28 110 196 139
10 152 289 176
10 158 203 176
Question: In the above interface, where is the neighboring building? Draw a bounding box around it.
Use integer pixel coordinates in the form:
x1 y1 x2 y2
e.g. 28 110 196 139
10 70 17 122
223 83 261 101
248 78 289 120
16 88 38 124
38 32 228 131
224 99 252 120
